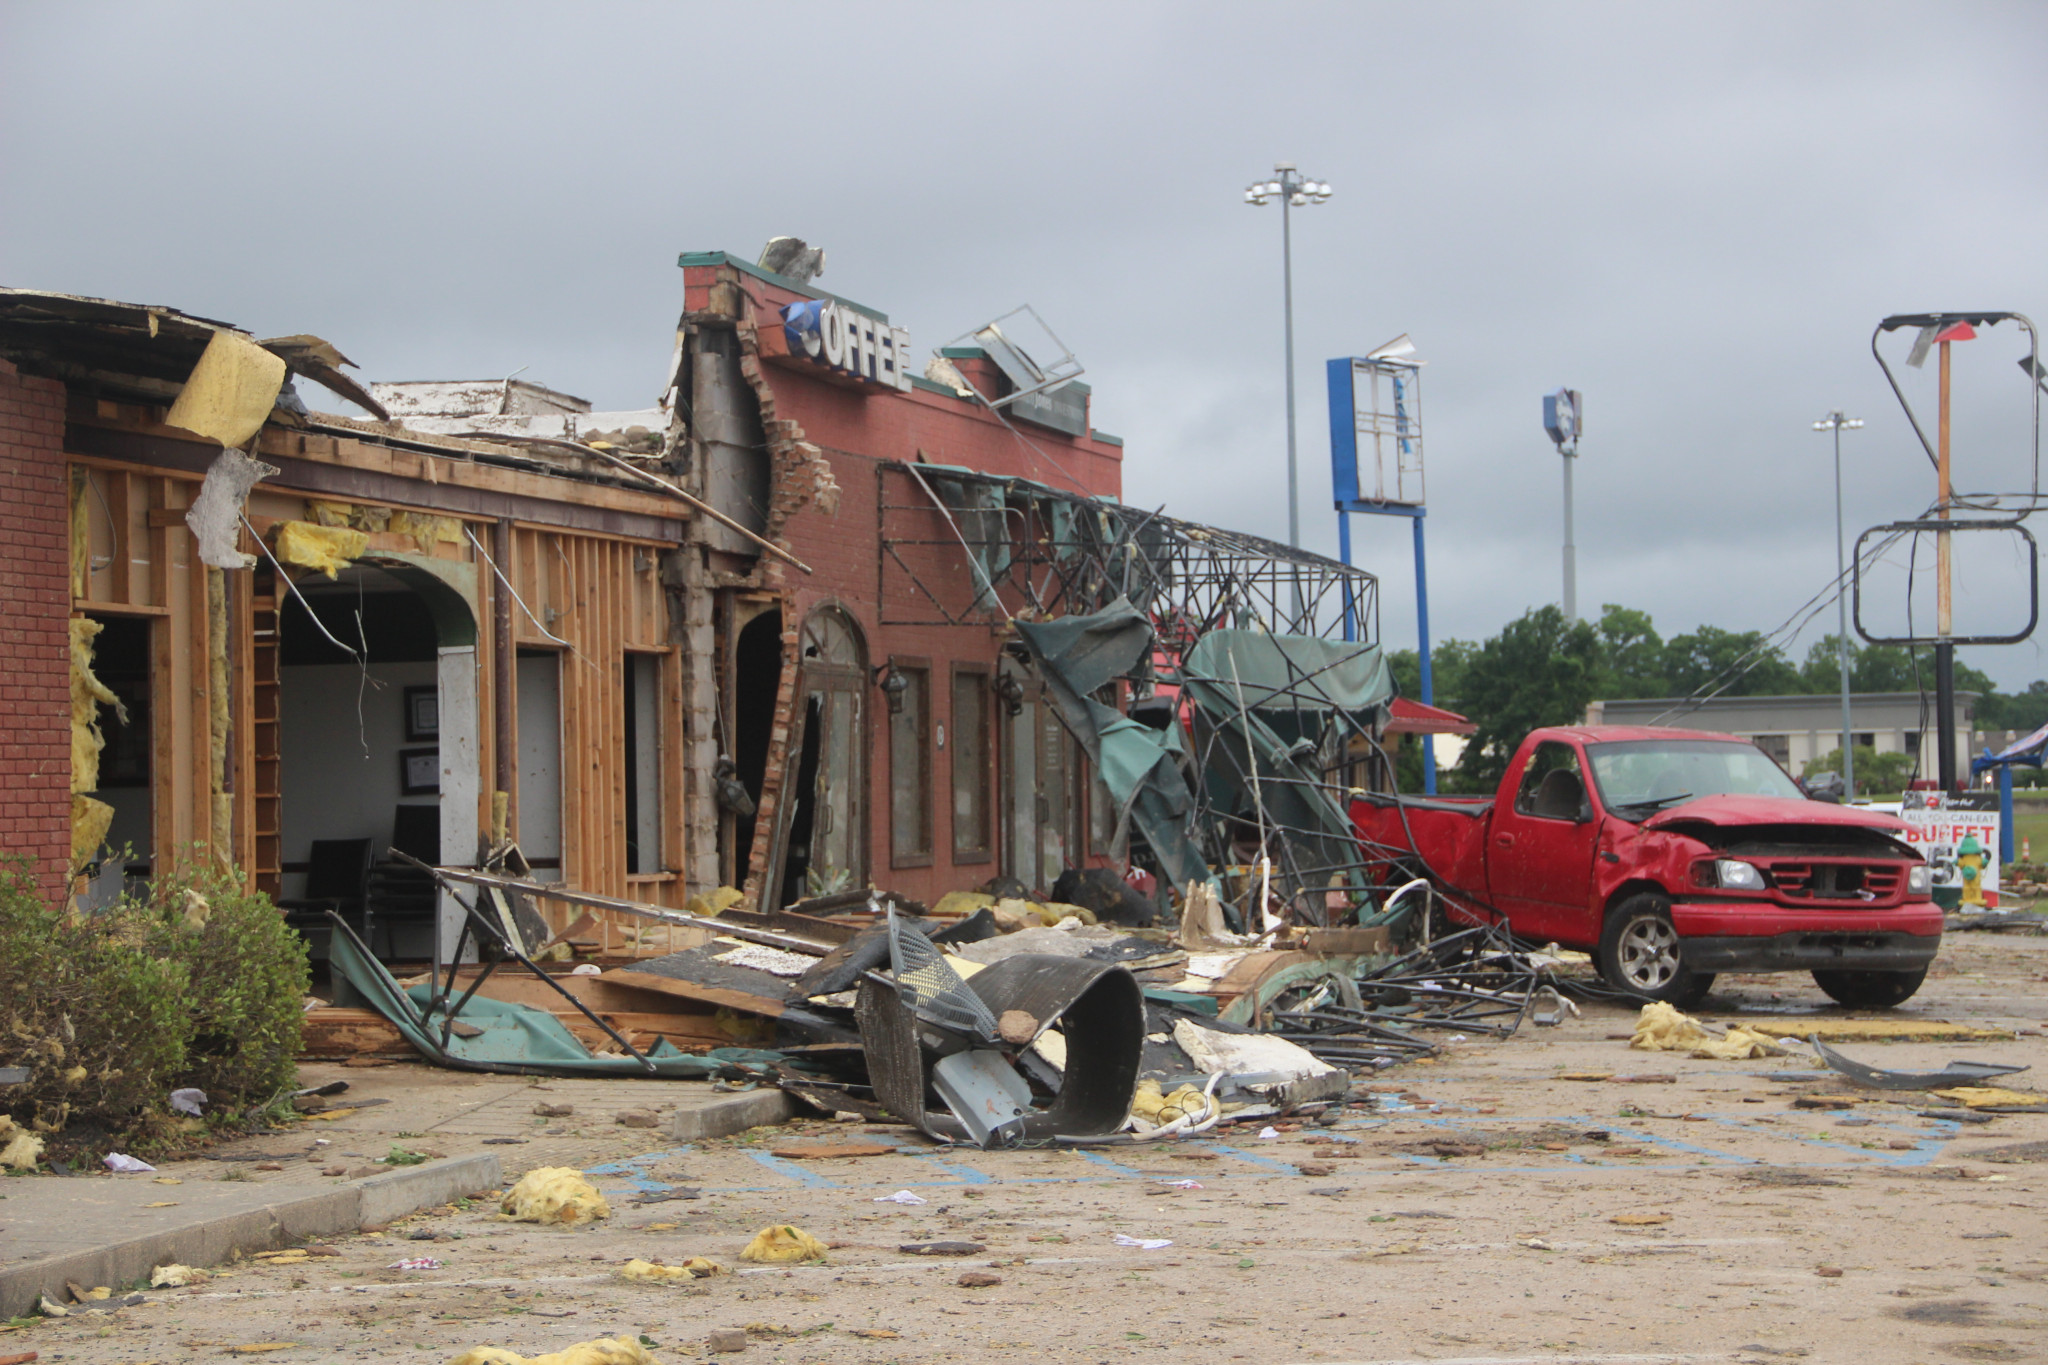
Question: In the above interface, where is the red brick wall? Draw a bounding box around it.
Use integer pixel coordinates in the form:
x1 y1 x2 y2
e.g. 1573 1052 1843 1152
0 361 74 902
782 449 1114 905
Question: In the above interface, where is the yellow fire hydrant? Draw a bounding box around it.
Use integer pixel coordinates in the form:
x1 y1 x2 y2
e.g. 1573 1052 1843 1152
1957 833 1986 907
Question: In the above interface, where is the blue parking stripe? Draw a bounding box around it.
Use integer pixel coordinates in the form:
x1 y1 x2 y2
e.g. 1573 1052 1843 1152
745 1150 839 1187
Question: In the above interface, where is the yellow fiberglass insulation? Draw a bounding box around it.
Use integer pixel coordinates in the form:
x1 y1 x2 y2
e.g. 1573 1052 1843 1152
1 1116 47 1171
1629 1002 1789 1060
273 520 369 579
389 510 467 545
69 616 121 794
1929 1085 2047 1110
446 1336 655 1365
617 1256 726 1284
740 1224 828 1263
71 795 114 872
499 1167 610 1226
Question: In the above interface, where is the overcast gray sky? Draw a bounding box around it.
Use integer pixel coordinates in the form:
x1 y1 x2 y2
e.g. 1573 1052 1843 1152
7 1 2046 690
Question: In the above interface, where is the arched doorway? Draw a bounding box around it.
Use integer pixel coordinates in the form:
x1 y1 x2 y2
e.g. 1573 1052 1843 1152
775 605 867 907
275 557 479 963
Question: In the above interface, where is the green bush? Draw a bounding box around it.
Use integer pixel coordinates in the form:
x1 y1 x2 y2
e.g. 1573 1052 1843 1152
0 858 309 1151
142 867 310 1105
0 860 190 1141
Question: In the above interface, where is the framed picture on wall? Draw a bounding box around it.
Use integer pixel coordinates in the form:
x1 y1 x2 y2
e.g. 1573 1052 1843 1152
405 685 439 742
399 747 440 796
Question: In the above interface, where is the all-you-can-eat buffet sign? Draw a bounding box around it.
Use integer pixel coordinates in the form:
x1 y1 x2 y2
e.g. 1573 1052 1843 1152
781 299 915 392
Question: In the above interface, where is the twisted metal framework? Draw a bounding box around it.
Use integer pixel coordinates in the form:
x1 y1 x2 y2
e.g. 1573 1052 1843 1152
877 460 1413 919
876 462 1379 639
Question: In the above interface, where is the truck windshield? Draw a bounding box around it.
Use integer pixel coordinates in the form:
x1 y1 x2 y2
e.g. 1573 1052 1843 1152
1586 739 1806 817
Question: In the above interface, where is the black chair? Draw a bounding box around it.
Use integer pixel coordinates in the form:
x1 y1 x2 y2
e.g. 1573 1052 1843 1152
365 804 440 959
278 838 374 948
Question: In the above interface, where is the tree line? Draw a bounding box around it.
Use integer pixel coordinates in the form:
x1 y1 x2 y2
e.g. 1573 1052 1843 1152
1386 604 2048 792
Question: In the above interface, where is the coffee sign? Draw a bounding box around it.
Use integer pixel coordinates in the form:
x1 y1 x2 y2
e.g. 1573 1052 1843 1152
781 299 914 392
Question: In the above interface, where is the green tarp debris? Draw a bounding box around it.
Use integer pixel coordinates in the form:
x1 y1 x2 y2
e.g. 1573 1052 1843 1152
328 923 785 1079
1180 629 1392 906
1013 598 1211 890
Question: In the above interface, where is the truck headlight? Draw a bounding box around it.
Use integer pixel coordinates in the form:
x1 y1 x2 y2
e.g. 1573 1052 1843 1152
1715 859 1766 891
1908 864 1931 895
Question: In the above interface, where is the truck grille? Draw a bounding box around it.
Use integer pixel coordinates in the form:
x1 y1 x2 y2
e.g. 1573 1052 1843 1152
1761 860 1905 902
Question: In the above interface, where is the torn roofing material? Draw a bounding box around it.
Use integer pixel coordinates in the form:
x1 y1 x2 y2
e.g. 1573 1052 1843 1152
0 287 391 419
326 918 784 1079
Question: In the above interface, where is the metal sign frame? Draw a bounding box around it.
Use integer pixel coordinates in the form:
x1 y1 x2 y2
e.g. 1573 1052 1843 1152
1852 517 2040 646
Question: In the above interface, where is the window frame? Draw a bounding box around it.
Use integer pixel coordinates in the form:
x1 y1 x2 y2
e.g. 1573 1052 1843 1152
887 656 934 869
950 664 994 864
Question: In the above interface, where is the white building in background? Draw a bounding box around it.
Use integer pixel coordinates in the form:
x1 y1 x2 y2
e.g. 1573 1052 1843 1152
1586 691 1979 777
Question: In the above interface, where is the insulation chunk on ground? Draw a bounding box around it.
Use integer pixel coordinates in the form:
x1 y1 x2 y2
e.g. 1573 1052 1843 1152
1629 1002 1790 1059
740 1224 827 1263
499 1167 610 1226
447 1337 655 1365
617 1256 726 1284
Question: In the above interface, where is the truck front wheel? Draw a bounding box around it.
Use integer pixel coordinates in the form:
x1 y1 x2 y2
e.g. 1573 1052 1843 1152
1811 968 1928 1008
1598 893 1715 1007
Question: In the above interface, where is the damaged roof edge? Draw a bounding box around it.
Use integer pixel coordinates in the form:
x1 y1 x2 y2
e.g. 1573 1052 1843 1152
0 287 391 421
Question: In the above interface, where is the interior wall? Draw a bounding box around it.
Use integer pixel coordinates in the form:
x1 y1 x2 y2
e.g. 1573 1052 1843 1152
516 651 563 879
277 659 436 900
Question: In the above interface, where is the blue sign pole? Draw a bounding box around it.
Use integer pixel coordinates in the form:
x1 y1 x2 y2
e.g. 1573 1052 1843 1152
1327 355 1435 792
1413 514 1436 794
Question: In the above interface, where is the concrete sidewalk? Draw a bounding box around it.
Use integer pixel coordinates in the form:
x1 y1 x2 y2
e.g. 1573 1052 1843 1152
0 1061 795 1317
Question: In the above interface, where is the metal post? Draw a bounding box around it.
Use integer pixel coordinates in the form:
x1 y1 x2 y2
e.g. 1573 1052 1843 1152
1561 448 1577 622
1414 515 1436 795
1937 340 1957 790
1282 187 1298 550
1336 510 1354 642
1999 763 2015 864
1831 415 1855 797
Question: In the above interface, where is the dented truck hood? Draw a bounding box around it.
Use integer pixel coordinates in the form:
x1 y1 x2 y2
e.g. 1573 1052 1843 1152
1641 794 1909 836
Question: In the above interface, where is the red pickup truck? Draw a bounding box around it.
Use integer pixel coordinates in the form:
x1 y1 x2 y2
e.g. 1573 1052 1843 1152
1350 725 1941 1007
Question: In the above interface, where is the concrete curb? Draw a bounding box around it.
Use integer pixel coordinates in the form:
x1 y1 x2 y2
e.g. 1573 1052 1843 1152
668 1087 796 1142
0 1152 501 1319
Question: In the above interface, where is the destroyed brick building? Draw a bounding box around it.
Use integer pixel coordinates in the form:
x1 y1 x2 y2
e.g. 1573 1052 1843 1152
0 244 1383 963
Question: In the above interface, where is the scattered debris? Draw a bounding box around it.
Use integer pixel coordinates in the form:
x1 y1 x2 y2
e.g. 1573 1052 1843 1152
898 1242 986 1256
1630 1003 1794 1059
1928 1086 2048 1112
388 1257 445 1271
740 1225 828 1263
619 1257 725 1284
448 1336 655 1365
1113 1234 1173 1249
500 1168 611 1227
873 1190 927 1205
1813 1039 2030 1090
102 1152 155 1173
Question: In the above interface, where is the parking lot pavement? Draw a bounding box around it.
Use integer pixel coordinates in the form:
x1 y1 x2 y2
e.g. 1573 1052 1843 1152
7 934 2044 1363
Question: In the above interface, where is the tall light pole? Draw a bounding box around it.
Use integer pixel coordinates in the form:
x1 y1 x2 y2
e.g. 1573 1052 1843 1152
1543 389 1582 620
1814 411 1864 795
1245 163 1332 552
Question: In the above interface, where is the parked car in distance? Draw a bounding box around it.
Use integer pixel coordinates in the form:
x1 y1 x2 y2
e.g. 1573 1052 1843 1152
1350 726 1941 1007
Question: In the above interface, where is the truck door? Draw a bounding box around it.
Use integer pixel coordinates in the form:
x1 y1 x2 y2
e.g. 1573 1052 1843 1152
1487 740 1599 943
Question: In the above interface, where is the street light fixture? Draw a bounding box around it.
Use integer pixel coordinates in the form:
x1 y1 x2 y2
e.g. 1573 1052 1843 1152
1814 411 1864 796
1245 163 1333 552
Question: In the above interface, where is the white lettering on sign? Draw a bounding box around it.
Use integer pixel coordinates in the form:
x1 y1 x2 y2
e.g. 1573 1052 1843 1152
782 299 912 392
